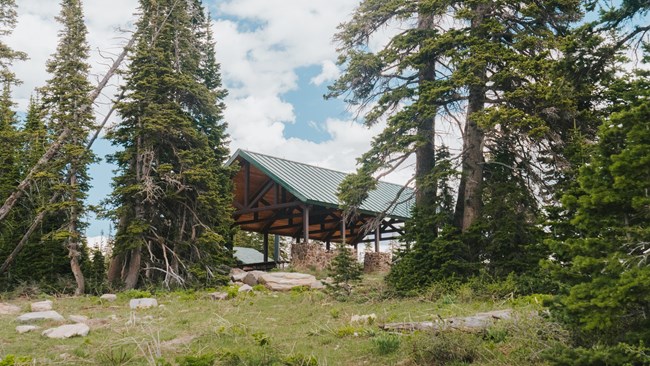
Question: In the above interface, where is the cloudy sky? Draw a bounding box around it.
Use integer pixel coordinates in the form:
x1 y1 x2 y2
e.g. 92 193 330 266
6 0 416 242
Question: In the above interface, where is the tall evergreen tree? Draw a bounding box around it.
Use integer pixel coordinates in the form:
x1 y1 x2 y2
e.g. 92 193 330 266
39 0 95 295
107 0 233 289
330 0 581 290
546 69 650 363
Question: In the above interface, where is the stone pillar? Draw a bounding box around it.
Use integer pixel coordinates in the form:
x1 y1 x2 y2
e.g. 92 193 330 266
363 252 392 273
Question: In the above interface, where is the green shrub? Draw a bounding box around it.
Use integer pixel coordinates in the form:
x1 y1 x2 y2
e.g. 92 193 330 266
283 353 318 366
118 289 151 299
176 354 217 366
543 342 650 366
372 334 401 355
410 331 482 365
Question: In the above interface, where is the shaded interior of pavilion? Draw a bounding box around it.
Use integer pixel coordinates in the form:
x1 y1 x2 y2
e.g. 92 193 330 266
227 149 414 265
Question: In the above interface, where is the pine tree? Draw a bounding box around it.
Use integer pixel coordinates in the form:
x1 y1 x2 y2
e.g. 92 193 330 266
331 0 581 291
107 0 233 289
546 70 650 361
328 242 363 296
39 0 95 295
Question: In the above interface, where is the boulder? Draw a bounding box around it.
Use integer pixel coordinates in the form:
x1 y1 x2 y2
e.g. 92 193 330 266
42 323 90 339
100 294 117 302
238 284 253 293
16 325 40 334
310 281 325 290
129 298 158 309
243 270 266 286
69 315 88 323
17 311 65 322
258 272 317 291
230 268 247 282
209 292 228 300
0 303 21 315
31 300 53 312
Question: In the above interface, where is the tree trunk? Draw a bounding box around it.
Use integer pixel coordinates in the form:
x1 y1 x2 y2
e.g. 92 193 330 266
67 172 85 295
107 251 124 285
415 11 438 233
454 3 488 232
123 247 141 289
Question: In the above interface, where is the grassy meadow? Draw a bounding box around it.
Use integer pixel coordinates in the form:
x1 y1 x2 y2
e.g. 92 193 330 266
0 275 567 365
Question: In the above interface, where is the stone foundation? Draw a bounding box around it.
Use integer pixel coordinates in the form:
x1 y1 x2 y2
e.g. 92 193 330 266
290 243 359 271
363 252 392 273
291 243 335 271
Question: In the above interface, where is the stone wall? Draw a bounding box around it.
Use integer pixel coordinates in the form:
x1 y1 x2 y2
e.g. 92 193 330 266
290 243 335 271
363 252 392 273
290 243 360 271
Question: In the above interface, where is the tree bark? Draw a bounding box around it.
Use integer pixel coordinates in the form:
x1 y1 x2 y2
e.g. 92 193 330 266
67 171 85 296
123 247 141 289
455 3 488 232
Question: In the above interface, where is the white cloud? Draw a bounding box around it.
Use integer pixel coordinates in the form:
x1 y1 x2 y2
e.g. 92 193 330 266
6 0 415 236
310 60 340 86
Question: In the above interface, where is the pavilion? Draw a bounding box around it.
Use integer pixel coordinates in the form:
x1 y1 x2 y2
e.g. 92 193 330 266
226 149 413 264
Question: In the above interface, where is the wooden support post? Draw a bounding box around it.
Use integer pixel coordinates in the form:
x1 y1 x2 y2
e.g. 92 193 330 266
303 206 310 243
375 227 380 253
263 232 269 263
274 234 280 262
326 240 330 252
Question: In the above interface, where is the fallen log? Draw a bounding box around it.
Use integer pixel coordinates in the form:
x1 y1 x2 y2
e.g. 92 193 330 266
380 309 514 332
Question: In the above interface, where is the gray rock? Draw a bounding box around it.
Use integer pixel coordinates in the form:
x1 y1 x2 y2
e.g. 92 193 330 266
100 294 117 302
243 270 266 286
17 311 65 322
230 268 247 282
238 284 253 293
16 325 40 334
0 302 21 315
310 280 325 290
42 323 90 339
69 315 88 323
258 272 317 291
129 298 158 309
30 300 53 312
209 292 228 300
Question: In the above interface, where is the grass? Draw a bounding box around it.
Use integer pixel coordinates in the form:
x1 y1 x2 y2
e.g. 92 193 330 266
0 274 564 365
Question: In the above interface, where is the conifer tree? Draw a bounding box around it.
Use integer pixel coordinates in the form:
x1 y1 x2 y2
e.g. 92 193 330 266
39 0 95 295
331 0 581 291
546 70 650 363
107 0 233 289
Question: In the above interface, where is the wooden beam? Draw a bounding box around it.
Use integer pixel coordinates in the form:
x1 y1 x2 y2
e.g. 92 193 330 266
303 205 310 243
248 179 275 209
234 201 301 216
263 232 269 263
375 227 380 253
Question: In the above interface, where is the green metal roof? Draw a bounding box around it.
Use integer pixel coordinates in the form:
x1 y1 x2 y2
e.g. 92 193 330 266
233 246 264 264
227 149 413 220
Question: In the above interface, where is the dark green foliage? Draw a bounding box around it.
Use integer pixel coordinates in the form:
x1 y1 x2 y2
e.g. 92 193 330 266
176 353 217 366
546 70 650 361
328 241 362 296
107 0 234 289
386 147 475 293
83 248 107 295
466 134 546 279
